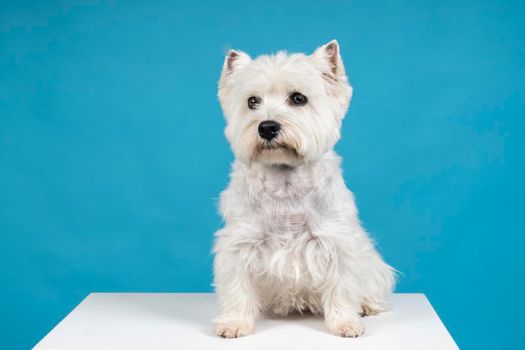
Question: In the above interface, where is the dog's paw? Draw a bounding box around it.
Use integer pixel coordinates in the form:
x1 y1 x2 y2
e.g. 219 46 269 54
215 321 254 338
328 321 365 338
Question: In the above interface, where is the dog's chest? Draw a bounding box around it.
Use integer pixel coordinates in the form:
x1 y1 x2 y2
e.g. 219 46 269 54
246 165 321 238
226 163 339 297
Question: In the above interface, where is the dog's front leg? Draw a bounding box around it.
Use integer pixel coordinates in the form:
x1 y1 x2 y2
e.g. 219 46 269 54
322 281 365 337
213 249 259 338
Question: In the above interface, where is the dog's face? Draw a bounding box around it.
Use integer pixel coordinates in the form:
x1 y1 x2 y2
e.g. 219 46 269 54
218 41 352 166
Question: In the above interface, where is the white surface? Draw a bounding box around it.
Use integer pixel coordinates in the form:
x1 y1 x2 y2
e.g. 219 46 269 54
34 293 458 350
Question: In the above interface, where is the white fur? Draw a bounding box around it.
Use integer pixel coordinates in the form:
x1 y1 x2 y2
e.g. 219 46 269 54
213 41 395 338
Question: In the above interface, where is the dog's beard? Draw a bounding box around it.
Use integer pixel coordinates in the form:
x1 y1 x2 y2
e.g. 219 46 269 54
252 139 301 165
236 130 301 166
232 119 309 166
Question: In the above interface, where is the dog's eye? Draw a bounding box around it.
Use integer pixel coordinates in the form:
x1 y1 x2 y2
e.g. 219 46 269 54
289 92 308 106
247 96 261 110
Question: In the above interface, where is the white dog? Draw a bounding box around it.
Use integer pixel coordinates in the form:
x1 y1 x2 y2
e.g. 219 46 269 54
213 40 395 338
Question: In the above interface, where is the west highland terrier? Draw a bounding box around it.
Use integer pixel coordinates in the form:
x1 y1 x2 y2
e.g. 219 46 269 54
213 40 395 338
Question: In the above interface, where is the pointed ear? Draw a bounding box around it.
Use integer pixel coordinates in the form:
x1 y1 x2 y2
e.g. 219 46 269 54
311 40 346 78
221 49 251 77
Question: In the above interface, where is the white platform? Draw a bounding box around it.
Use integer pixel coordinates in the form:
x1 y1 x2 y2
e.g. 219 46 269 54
34 293 458 350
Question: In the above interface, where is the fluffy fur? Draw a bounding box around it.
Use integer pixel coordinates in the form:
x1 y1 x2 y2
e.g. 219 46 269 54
213 40 395 338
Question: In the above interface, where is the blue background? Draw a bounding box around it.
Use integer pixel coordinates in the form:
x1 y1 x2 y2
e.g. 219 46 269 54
1 1 523 349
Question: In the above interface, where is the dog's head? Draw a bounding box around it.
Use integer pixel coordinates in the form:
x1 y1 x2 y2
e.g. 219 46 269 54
218 40 352 166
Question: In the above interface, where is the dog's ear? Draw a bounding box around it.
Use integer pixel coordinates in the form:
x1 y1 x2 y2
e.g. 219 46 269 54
311 40 346 78
311 40 353 109
218 49 251 114
221 49 251 77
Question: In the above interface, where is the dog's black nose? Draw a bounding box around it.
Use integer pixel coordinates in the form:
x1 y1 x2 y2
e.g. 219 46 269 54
258 120 281 141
